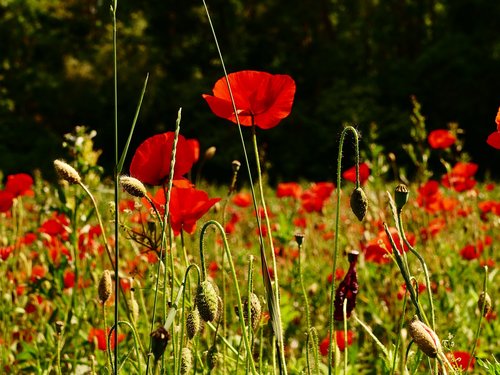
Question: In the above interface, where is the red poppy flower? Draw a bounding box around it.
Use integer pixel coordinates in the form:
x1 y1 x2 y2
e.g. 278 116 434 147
0 245 14 261
428 129 456 149
447 351 474 371
441 162 478 192
0 190 15 213
232 192 252 208
319 330 354 355
88 328 126 351
459 243 483 260
276 182 302 199
186 138 200 163
63 270 75 289
151 186 221 235
342 163 370 184
202 70 296 129
130 132 196 186
486 131 500 149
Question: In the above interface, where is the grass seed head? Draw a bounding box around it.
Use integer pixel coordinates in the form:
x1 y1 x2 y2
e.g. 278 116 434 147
98 270 112 304
186 308 201 339
206 345 220 371
119 176 147 198
180 347 193 375
478 292 492 317
243 293 262 331
54 159 81 185
350 187 368 221
408 315 441 358
195 280 219 322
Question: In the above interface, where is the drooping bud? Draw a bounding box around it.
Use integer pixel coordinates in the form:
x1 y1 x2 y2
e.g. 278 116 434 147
98 270 112 304
120 176 147 198
334 250 359 321
186 308 201 339
150 326 170 362
478 292 492 317
350 187 368 221
395 184 409 213
195 280 219 322
54 159 81 185
206 345 220 371
408 315 441 358
180 347 193 375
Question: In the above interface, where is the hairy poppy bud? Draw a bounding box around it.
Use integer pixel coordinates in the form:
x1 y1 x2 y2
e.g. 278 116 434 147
206 345 220 371
334 250 359 321
54 160 81 185
350 187 368 221
195 281 219 322
180 347 193 375
150 326 170 362
478 292 492 317
395 184 409 213
408 315 441 358
120 176 147 198
186 308 201 339
98 270 112 304
243 293 262 331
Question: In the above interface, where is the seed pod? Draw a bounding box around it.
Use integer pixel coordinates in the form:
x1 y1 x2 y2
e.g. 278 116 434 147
98 270 112 304
150 327 170 362
186 308 201 339
350 187 368 221
54 160 81 185
120 176 147 198
478 292 492 317
395 184 409 213
240 293 262 331
206 345 220 371
180 347 193 375
408 315 441 358
195 280 219 322
231 160 241 173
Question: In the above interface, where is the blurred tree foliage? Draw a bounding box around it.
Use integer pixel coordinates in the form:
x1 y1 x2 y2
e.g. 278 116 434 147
1 0 499 182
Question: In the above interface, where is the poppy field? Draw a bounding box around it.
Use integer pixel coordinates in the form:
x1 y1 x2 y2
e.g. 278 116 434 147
1 4 500 375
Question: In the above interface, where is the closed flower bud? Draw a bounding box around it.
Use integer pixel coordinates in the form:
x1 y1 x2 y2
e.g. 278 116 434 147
120 176 147 198
408 316 441 358
206 345 220 371
395 184 409 213
478 292 492 317
243 293 262 331
98 270 112 304
350 187 368 221
204 146 217 160
54 159 81 185
186 308 201 339
180 347 193 375
195 280 219 322
150 326 170 362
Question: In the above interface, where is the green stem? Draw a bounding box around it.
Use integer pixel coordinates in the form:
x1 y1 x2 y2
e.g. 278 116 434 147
391 292 408 375
467 266 489 370
297 238 311 333
199 220 258 375
328 125 360 375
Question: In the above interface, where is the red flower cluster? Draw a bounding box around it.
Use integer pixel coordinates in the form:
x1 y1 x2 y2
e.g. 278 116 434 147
363 227 415 264
486 106 500 149
342 163 370 185
459 236 491 261
276 182 302 199
88 328 126 351
416 180 459 213
441 162 478 192
203 70 296 130
0 173 34 212
319 330 354 355
428 129 456 149
300 182 335 213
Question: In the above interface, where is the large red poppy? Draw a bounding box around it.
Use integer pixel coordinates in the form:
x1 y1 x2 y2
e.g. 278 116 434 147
150 186 221 235
202 70 296 129
428 129 456 149
130 132 196 186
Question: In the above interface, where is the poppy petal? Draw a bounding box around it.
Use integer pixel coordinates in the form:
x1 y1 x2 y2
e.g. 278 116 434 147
486 131 500 149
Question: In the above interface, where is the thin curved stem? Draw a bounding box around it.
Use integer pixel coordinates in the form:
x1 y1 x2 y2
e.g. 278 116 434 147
467 266 489 370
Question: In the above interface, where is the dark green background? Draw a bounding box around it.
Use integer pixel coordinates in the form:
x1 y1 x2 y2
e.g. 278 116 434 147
1 0 499 183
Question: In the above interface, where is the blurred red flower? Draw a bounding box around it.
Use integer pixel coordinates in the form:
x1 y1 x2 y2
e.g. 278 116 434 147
363 228 415 264
151 186 221 235
486 106 500 149
277 182 302 199
459 242 484 260
447 351 474 371
0 190 15 212
130 132 196 186
428 129 456 149
88 328 126 351
5 173 34 197
203 70 296 129
441 162 478 192
232 192 252 207
186 138 200 164
300 182 335 213
0 245 14 261
342 163 370 185
319 330 354 355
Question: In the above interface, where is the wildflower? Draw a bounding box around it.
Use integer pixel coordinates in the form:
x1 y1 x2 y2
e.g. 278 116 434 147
186 138 200 163
334 251 359 321
203 70 296 129
277 182 302 199
300 182 335 213
130 132 196 186
54 160 81 185
232 192 252 207
5 173 34 196
120 176 147 198
486 106 500 149
63 270 75 289
441 162 478 192
428 129 456 149
88 328 125 351
319 330 354 355
342 163 370 185
447 351 475 371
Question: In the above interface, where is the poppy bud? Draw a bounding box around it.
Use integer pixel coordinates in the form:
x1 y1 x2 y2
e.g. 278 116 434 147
408 315 441 358
54 160 81 185
350 187 368 221
243 293 262 331
295 233 305 247
395 184 409 213
206 345 220 371
180 347 193 375
334 250 359 321
204 146 217 161
150 326 170 362
119 176 147 198
195 280 219 322
477 292 492 317
231 160 241 173
98 270 112 304
186 308 201 339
